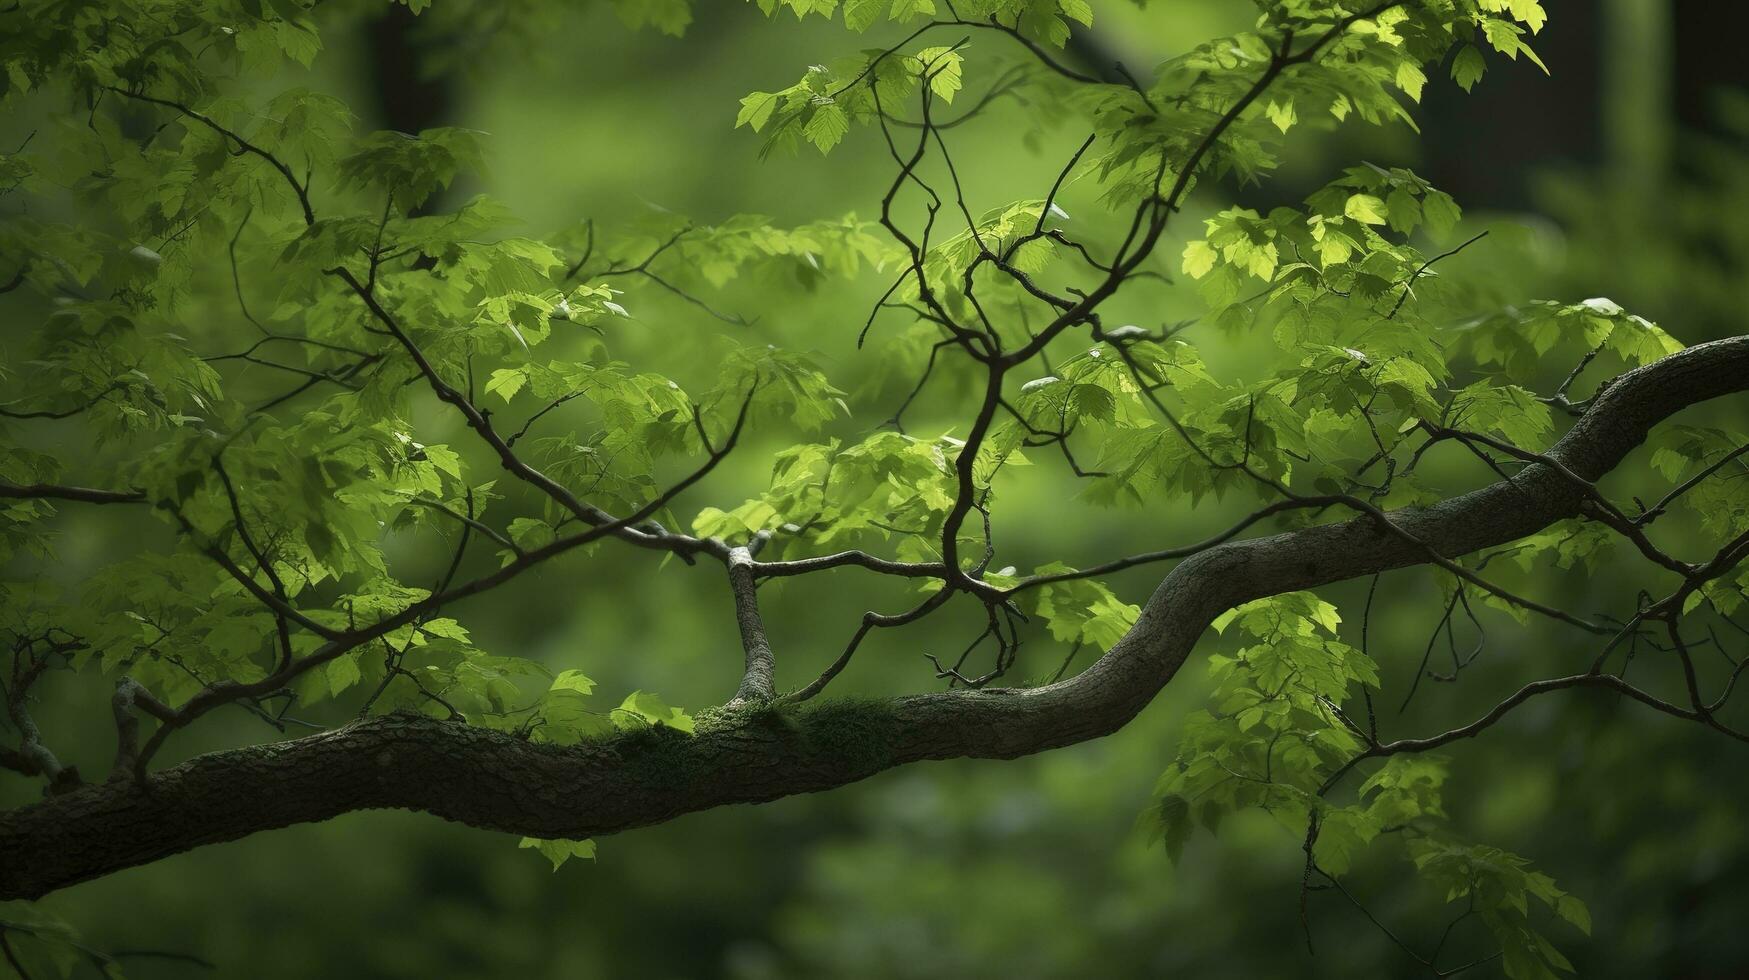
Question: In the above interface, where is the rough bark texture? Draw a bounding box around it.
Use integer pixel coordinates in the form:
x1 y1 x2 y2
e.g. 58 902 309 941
2 337 1744 901
726 546 778 704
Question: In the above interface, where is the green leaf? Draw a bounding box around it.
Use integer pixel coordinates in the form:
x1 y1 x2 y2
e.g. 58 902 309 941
550 669 596 695
614 690 696 733
914 46 964 103
843 0 884 31
1451 44 1486 92
326 654 362 697
1025 565 1140 651
518 836 597 870
1156 793 1192 863
736 91 782 131
1420 189 1462 236
1182 240 1218 279
1265 99 1296 134
1343 194 1388 225
485 369 527 402
1556 894 1592 936
1394 60 1426 102
804 102 850 153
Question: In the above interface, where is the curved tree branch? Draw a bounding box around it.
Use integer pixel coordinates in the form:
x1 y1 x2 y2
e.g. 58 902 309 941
2 335 1745 901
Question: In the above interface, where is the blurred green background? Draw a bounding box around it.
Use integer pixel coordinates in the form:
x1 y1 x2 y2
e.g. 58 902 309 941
10 1 1749 976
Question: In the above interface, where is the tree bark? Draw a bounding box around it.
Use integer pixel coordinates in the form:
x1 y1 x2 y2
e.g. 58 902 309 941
2 336 1744 901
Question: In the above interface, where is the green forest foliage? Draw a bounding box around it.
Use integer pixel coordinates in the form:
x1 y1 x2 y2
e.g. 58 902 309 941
1 1 1745 976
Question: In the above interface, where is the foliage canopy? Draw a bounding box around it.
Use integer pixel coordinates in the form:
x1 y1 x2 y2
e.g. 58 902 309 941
1 1 1746 976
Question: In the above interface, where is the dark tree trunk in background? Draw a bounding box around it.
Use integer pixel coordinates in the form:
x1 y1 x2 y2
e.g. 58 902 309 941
1416 4 1602 211
365 3 452 135
1416 0 1749 208
1673 0 1749 138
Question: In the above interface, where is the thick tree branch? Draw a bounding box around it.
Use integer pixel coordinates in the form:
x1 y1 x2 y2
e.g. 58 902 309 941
2 335 1745 900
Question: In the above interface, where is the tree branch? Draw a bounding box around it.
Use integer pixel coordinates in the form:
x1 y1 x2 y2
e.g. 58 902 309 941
0 484 146 505
725 545 777 704
2 335 1745 900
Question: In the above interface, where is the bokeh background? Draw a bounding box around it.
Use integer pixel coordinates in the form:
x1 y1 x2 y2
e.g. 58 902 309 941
7 1 1749 976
